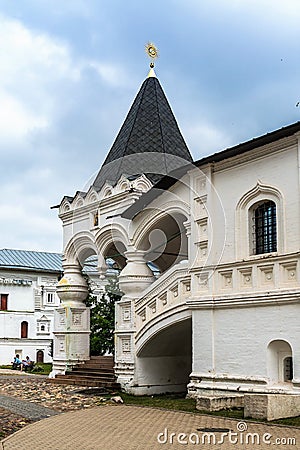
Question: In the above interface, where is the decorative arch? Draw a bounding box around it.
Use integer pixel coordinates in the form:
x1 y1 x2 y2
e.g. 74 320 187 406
133 204 189 274
133 174 153 193
134 315 192 394
95 224 129 271
267 339 293 384
64 231 97 266
136 310 192 356
116 175 129 193
235 181 285 259
85 186 98 204
100 182 113 199
95 224 129 255
59 199 72 214
133 201 190 248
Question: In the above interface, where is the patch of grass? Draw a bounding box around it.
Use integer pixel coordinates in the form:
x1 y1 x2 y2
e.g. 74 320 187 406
271 416 300 427
0 363 52 375
121 392 197 413
119 392 300 427
31 363 52 375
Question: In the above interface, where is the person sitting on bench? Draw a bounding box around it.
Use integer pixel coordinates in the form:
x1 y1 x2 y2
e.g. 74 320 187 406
21 356 34 372
12 354 22 370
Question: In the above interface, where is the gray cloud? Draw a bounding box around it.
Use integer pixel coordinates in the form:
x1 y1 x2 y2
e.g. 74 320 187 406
1 1 300 251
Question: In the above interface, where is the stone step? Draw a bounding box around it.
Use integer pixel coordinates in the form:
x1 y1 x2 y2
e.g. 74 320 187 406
70 370 115 377
89 356 114 364
65 371 116 381
74 364 114 373
50 376 120 389
51 356 118 389
77 364 114 370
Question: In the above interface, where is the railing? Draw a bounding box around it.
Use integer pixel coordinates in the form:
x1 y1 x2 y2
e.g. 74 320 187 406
133 252 299 336
135 262 191 332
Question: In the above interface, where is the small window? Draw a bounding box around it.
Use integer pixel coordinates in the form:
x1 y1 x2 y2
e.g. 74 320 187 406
47 293 54 303
252 201 277 254
1 294 8 310
37 320 50 334
284 357 293 382
93 212 99 227
21 321 28 338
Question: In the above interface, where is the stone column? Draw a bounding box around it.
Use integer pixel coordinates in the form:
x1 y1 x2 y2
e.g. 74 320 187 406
50 262 90 377
114 250 154 390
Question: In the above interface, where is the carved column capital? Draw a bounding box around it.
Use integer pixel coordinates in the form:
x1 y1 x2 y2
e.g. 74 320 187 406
56 263 88 306
118 250 154 297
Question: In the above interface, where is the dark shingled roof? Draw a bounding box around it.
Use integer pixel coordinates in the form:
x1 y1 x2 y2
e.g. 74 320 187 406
92 75 193 191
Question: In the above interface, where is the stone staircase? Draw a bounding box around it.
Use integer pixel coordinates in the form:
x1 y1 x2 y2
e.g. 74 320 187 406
50 356 120 389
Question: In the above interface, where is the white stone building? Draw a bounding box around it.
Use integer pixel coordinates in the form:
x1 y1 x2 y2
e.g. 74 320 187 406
51 66 300 418
0 249 62 364
0 249 103 366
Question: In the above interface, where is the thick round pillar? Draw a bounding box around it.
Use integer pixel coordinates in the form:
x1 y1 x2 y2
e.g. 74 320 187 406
50 263 90 377
115 250 155 389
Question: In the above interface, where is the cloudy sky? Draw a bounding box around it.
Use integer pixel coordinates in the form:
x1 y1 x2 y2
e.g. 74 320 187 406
1 0 300 253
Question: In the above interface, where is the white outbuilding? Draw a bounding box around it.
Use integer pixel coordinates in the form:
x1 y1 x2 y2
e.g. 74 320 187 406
0 249 62 365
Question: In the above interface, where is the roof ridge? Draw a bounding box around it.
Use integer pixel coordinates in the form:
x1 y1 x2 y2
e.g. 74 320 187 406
115 78 148 178
153 77 168 174
0 248 61 255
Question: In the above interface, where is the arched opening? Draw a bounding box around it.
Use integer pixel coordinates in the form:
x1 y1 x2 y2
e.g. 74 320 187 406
267 339 293 384
103 241 127 273
36 350 44 363
139 212 188 275
21 321 28 338
80 247 122 358
136 318 192 394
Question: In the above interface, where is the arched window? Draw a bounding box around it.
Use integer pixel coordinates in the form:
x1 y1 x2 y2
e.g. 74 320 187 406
36 350 44 363
252 201 277 254
21 321 28 338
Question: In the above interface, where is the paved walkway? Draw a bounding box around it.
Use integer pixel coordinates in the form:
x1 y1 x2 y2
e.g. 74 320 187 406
1 404 299 450
0 394 58 420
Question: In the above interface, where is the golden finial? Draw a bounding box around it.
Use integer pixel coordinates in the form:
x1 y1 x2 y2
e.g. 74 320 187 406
145 42 159 67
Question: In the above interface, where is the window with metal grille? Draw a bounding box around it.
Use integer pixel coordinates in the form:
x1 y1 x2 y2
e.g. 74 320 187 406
47 292 54 303
284 356 293 382
252 201 277 254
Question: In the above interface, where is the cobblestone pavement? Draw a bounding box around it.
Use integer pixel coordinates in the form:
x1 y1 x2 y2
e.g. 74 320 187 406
0 373 299 449
1 405 300 450
0 373 106 412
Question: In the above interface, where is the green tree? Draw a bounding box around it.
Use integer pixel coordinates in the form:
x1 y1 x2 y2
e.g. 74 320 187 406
84 277 122 356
